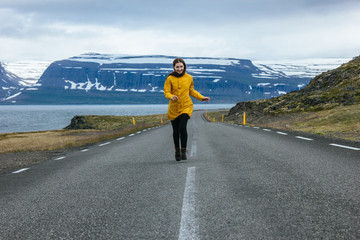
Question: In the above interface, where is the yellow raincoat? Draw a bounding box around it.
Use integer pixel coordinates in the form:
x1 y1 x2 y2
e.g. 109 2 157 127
164 73 204 120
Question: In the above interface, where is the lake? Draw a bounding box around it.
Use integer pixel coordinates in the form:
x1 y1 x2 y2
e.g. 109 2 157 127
0 104 234 133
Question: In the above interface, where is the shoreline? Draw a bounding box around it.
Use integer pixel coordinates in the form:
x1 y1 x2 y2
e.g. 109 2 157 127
0 104 234 134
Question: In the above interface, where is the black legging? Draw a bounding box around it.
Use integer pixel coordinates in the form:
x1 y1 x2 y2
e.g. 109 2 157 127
171 114 190 149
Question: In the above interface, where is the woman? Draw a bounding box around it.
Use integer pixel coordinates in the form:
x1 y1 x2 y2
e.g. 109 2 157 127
164 58 210 161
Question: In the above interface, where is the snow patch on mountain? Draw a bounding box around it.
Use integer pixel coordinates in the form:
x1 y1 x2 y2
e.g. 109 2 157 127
69 53 245 66
64 78 109 92
253 58 350 78
3 91 22 101
3 60 51 86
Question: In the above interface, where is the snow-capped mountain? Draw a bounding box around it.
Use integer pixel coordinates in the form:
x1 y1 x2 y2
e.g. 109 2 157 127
0 53 351 104
253 58 350 78
0 62 21 88
3 60 51 86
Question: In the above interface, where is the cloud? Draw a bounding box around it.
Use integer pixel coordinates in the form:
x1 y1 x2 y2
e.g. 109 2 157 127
1 0 360 61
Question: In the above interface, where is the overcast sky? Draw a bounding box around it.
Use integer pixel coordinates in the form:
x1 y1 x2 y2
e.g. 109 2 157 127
1 0 360 62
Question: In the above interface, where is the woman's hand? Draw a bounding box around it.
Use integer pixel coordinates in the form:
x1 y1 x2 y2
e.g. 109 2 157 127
172 95 179 101
202 97 210 102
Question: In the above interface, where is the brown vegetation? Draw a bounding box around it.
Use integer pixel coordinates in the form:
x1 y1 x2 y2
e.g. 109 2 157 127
0 114 169 154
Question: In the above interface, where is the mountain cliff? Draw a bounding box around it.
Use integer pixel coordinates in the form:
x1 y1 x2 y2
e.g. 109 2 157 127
227 55 360 121
0 53 349 104
1 53 312 104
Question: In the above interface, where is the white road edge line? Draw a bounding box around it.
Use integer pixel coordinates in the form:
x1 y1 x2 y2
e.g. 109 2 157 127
295 136 313 141
129 134 135 137
99 142 111 147
55 156 66 160
263 129 271 131
81 149 89 152
179 167 198 240
12 168 29 174
329 143 360 151
276 131 288 135
117 137 125 141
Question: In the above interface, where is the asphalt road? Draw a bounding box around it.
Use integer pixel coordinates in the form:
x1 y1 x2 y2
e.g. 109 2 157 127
1 111 359 239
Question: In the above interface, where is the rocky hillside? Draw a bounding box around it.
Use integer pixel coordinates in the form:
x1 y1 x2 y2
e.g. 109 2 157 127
227 55 360 121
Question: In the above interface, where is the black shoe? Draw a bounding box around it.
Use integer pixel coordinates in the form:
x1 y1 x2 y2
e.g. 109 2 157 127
180 148 187 160
175 148 181 161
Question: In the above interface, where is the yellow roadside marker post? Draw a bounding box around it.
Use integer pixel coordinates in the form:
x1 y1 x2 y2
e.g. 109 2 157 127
243 112 246 125
132 117 136 125
222 115 224 122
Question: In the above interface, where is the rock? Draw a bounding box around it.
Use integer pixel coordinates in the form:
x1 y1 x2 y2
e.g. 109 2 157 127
65 116 94 129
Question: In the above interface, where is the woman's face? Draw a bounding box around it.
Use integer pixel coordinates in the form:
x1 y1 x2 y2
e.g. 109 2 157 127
174 62 184 74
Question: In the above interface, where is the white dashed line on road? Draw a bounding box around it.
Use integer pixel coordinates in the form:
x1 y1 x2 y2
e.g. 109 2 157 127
179 167 198 240
99 142 111 147
227 123 359 152
129 134 135 137
295 136 313 141
81 149 89 152
12 168 29 174
329 143 360 151
55 156 66 160
117 137 125 141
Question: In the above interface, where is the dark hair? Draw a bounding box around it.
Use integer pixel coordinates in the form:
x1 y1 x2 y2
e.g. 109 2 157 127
173 58 186 68
168 57 187 77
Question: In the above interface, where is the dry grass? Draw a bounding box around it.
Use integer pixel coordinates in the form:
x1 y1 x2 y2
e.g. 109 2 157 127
209 104 360 142
204 111 229 122
0 114 169 153
278 105 360 141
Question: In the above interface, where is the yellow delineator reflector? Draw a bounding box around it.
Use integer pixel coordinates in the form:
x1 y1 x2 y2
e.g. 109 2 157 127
243 112 246 125
161 118 163 124
132 117 136 125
